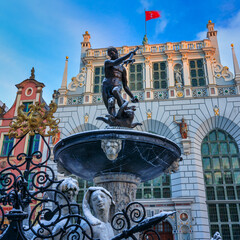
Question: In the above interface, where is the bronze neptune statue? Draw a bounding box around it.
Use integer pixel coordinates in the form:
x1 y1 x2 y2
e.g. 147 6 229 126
97 46 142 128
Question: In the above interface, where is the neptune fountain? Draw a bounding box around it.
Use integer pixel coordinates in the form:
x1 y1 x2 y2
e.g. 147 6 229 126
54 46 181 212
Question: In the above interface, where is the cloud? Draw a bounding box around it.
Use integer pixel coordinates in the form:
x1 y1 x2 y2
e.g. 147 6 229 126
196 11 240 73
155 17 168 34
137 0 152 13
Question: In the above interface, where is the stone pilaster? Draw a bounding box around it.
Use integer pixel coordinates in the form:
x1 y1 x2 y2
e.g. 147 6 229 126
85 61 93 93
84 61 93 104
167 54 176 98
204 52 215 85
144 56 153 100
181 52 192 97
204 51 217 96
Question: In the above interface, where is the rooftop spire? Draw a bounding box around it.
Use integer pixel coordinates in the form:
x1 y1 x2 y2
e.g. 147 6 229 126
61 56 68 89
30 67 35 79
81 31 91 49
80 31 91 70
206 20 221 63
231 44 240 81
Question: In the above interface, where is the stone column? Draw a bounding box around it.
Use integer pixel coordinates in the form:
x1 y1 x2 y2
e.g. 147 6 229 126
94 173 141 214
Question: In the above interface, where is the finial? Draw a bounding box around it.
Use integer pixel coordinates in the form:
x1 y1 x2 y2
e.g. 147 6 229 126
30 67 35 79
66 56 69 60
85 31 89 34
208 20 212 23
231 43 234 48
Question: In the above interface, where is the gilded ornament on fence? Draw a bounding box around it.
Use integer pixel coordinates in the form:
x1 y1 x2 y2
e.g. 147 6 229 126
8 101 60 138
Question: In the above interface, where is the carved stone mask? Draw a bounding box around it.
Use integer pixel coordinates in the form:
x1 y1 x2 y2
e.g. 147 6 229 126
101 139 122 161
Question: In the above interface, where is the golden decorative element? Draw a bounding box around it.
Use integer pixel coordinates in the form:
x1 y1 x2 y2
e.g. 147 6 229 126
213 105 219 116
85 31 89 34
146 109 152 119
66 56 69 60
208 20 212 23
8 102 60 138
84 113 89 123
176 91 183 97
222 66 229 77
231 43 234 47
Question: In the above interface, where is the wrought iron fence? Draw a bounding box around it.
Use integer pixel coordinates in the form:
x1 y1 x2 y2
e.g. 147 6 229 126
0 102 174 240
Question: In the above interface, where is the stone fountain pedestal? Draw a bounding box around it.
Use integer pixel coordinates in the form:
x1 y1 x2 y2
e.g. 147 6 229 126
94 172 141 213
54 129 181 210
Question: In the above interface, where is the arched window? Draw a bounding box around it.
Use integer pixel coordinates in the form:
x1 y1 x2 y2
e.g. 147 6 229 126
202 129 240 240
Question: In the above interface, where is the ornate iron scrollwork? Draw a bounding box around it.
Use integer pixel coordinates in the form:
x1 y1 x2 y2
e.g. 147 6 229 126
0 102 175 240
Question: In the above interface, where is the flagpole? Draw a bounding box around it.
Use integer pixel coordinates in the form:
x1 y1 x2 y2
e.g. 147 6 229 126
145 8 147 36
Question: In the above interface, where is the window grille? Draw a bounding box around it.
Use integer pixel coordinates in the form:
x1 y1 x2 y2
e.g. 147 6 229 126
93 66 104 93
152 62 167 89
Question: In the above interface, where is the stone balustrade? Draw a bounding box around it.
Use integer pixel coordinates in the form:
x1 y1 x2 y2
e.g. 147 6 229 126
86 40 210 57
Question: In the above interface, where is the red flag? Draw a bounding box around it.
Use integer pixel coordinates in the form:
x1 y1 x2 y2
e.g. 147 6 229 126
145 11 161 21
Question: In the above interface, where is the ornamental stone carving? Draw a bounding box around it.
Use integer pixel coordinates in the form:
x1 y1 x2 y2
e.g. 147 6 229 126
68 68 87 91
101 139 122 161
214 63 233 82
164 157 182 173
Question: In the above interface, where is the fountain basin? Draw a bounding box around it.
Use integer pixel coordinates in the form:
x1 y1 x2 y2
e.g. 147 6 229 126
53 129 181 181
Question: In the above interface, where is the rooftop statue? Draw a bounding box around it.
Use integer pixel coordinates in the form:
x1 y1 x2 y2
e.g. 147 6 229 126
97 46 142 128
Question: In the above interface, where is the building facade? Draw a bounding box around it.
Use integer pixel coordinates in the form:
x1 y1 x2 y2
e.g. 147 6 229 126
0 68 50 219
52 21 240 240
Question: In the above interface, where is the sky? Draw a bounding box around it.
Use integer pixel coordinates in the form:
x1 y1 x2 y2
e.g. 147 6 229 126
0 0 240 108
